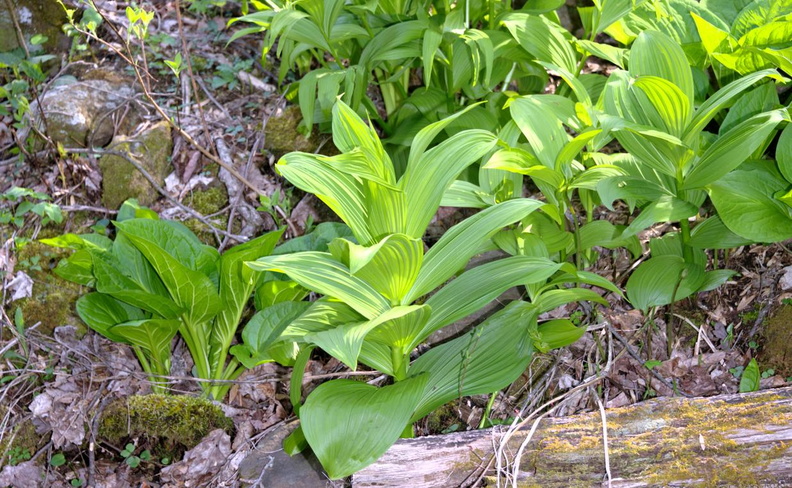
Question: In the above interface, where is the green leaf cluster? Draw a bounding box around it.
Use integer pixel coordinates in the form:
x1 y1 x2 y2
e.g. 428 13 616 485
42 201 288 400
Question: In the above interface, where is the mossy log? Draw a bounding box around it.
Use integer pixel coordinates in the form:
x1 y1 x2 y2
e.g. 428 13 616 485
352 387 792 487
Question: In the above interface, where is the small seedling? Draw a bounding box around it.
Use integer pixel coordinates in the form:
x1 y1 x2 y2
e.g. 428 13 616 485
761 368 775 379
120 442 151 468
7 446 32 465
50 453 66 467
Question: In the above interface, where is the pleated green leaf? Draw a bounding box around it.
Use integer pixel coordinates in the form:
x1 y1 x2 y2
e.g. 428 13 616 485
629 30 694 106
308 305 429 368
502 13 577 73
778 124 792 183
329 234 423 303
632 76 692 138
684 109 788 189
626 256 706 310
231 301 312 369
509 96 570 169
689 215 755 249
401 130 499 238
301 375 429 479
536 319 585 352
420 256 562 343
708 164 792 242
406 199 545 303
280 298 365 341
684 69 777 146
276 152 373 245
409 301 536 421
623 196 699 237
247 252 390 319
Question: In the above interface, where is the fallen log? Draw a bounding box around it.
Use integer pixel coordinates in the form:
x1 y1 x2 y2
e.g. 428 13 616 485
352 387 792 487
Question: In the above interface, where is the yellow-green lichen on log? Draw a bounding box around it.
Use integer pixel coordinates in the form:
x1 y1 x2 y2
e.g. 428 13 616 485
98 394 233 453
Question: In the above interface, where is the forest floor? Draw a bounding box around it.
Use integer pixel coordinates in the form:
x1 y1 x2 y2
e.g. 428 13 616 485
2 1 792 487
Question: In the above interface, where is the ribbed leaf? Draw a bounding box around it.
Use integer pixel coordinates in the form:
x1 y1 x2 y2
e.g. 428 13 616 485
280 298 365 341
247 252 390 319
709 164 792 242
406 199 544 303
778 124 792 183
632 76 692 138
301 375 429 479
409 301 536 421
420 256 562 343
329 234 423 303
536 319 585 351
629 31 694 106
502 13 577 73
308 306 429 368
684 109 788 189
401 130 499 237
509 96 570 169
684 69 776 146
627 256 706 310
623 196 699 237
689 216 754 249
331 102 395 185
276 152 373 245
231 301 312 369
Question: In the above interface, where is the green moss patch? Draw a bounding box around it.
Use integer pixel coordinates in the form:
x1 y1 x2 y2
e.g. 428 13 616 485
760 303 792 377
98 394 233 455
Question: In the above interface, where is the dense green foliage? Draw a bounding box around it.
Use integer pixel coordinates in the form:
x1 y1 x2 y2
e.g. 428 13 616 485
45 0 792 479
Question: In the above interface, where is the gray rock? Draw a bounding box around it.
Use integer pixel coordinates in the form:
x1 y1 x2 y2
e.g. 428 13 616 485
0 0 69 54
31 76 139 148
238 421 334 487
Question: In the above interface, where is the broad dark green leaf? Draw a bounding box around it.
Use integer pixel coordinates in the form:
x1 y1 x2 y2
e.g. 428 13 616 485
76 292 146 343
708 164 792 242
626 256 706 310
119 228 221 327
409 301 536 421
300 375 429 479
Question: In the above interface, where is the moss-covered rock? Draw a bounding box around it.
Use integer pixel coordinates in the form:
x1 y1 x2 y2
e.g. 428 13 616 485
760 303 792 377
182 185 230 245
0 419 42 466
100 121 172 210
0 0 69 54
14 240 85 336
264 105 336 158
98 394 233 454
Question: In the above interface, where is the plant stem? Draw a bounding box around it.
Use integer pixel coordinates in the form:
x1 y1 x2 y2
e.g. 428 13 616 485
478 391 498 429
392 347 408 381
679 217 693 262
291 346 315 417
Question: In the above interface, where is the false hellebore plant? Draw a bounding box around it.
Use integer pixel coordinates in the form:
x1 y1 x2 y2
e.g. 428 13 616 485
593 30 790 311
239 101 594 478
42 203 286 400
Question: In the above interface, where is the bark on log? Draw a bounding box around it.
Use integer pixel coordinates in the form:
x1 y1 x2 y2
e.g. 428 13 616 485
352 387 792 487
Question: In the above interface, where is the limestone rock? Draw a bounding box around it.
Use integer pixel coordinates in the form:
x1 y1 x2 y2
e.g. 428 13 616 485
100 121 172 209
238 422 331 487
31 76 140 148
